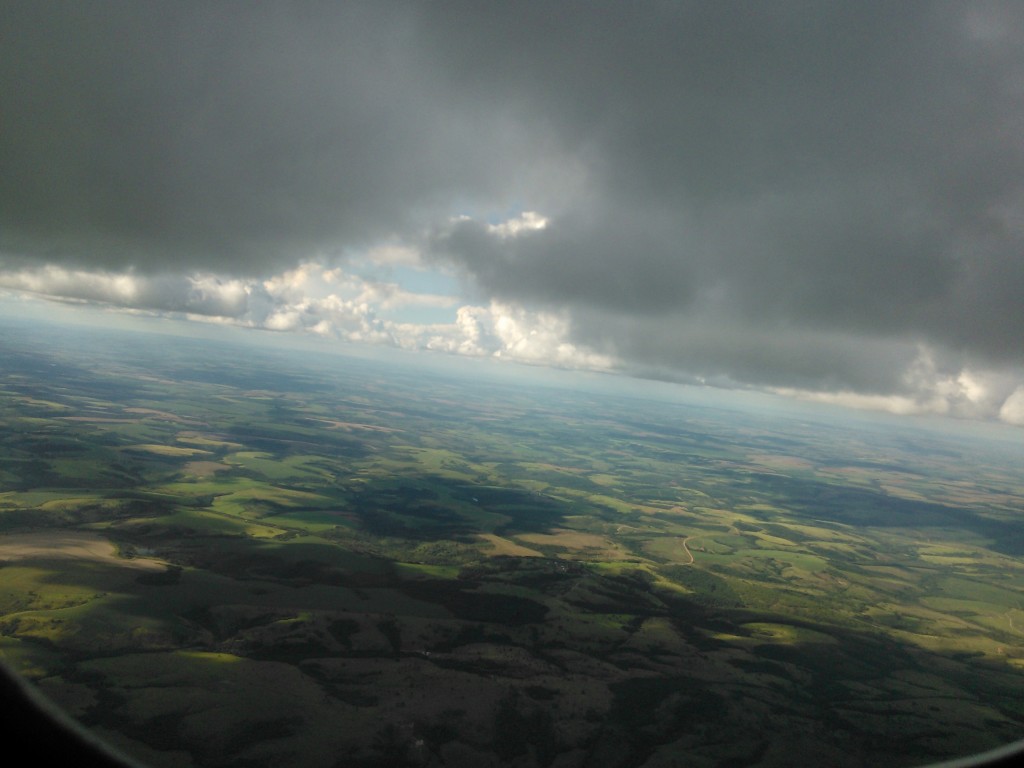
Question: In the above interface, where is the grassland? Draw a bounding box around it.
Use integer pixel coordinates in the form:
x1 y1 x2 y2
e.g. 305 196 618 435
1 320 1024 767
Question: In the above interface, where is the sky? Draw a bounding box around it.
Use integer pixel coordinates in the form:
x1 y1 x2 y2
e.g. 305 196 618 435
2 1 1024 427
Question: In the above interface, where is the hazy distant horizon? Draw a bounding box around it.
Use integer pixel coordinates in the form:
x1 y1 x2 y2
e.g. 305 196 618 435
5 300 1024 459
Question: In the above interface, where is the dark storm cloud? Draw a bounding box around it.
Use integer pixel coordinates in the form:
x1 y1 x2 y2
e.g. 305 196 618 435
3 1 1023 396
421 1 1024 380
570 307 923 395
433 209 698 314
0 1 536 271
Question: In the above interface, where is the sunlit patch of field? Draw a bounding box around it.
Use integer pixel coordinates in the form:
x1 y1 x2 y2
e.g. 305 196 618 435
643 536 697 564
312 418 402 433
734 502 786 516
175 432 244 449
694 533 754 554
8 599 184 655
394 562 462 580
123 444 211 457
842 572 920 602
156 475 261 496
750 530 798 548
132 507 286 539
858 564 918 580
476 533 542 557
123 407 187 422
0 564 103 615
261 509 357 534
0 490 86 508
887 626 1016 659
780 521 861 541
58 416 136 423
585 560 655 577
691 505 739 522
0 531 164 571
517 461 589 477
156 477 329 515
741 622 837 645
919 554 986 566
941 487 1024 508
669 485 713 502
35 496 117 515
224 451 334 482
616 518 671 537
0 415 53 430
807 541 875 560
879 483 931 502
742 547 829 572
516 529 622 559
16 397 72 411
917 542 982 557
920 596 1019 631
864 599 986 636
915 540 1022 573
555 489 637 514
368 448 482 482
181 460 231 479
999 608 1024 635
933 575 1023 607
620 615 695 655
587 473 619 487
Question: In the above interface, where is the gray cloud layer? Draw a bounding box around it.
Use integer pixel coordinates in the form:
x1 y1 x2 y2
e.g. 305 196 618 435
3 2 1023 402
2 2 540 270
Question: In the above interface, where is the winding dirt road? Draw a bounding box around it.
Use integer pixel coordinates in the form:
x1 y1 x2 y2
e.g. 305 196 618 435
681 536 696 565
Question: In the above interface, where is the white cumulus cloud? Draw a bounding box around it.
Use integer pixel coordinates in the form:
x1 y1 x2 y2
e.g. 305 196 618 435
999 386 1024 426
773 346 1024 423
487 211 549 239
407 301 614 370
0 262 611 373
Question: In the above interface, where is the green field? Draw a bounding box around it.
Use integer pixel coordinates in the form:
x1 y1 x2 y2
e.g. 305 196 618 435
1 322 1024 767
